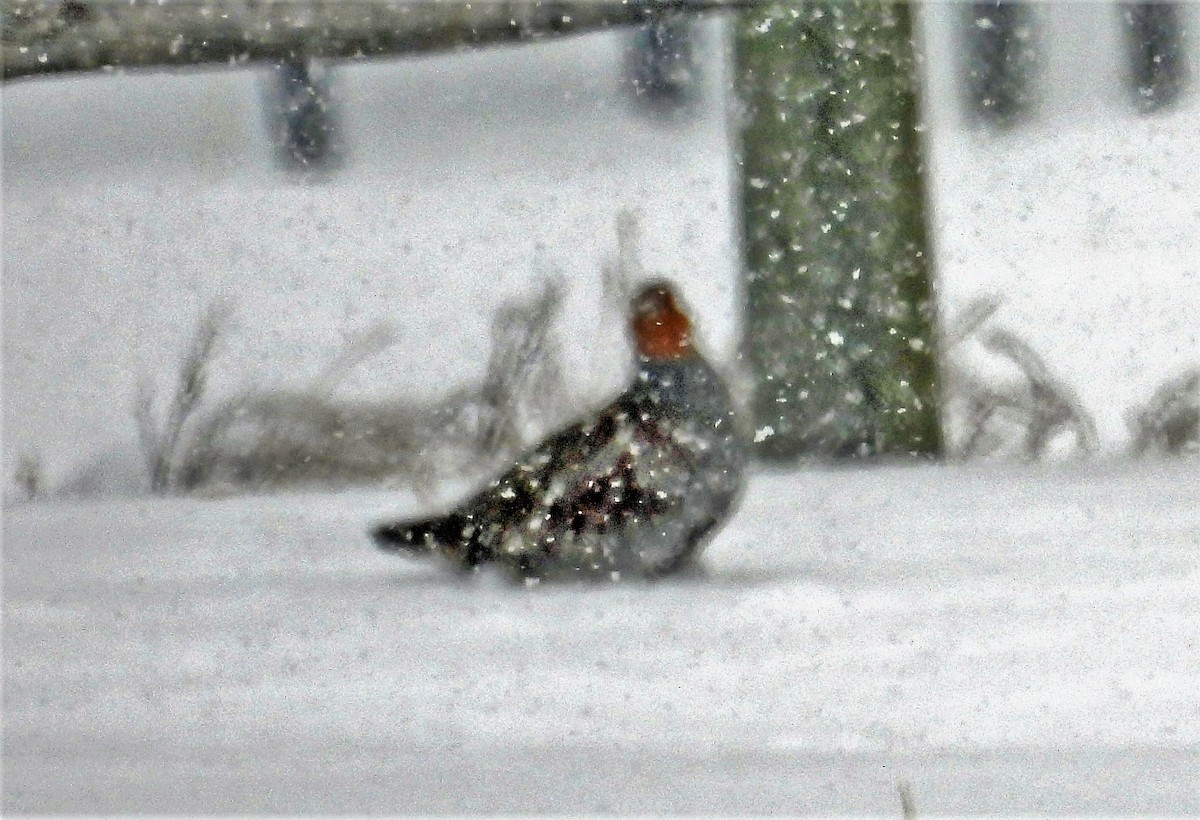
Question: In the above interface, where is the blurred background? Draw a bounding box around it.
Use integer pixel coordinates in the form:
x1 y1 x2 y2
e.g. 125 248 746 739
2 0 1197 500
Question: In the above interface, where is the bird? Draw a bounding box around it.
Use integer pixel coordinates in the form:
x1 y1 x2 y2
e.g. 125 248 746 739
370 281 746 582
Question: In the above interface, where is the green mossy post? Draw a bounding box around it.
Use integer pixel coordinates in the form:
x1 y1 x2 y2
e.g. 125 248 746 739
734 1 941 460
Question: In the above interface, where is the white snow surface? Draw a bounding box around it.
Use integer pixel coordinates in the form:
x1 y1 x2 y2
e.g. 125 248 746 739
4 462 1199 813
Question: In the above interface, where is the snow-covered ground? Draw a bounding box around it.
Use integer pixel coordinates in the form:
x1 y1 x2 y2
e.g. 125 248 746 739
4 462 1198 813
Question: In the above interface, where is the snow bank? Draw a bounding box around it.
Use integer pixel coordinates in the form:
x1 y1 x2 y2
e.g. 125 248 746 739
4 462 1197 813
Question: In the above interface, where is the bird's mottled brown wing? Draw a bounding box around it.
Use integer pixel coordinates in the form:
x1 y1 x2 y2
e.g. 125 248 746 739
371 391 638 570
458 392 640 531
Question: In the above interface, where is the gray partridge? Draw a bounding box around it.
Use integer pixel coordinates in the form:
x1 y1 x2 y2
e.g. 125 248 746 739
371 282 746 581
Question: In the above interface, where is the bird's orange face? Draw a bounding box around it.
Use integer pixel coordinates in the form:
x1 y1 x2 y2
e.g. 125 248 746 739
630 284 694 361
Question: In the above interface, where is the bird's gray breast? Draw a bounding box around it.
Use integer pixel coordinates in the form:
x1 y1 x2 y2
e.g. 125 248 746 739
612 357 747 574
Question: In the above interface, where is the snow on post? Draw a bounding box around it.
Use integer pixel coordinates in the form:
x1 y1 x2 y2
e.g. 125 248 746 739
733 1 941 460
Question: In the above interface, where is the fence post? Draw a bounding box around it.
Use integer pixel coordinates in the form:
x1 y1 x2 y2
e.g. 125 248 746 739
733 1 941 460
963 1 1038 125
267 59 339 171
1123 2 1186 112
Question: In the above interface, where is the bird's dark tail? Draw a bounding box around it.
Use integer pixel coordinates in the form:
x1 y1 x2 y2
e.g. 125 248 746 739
371 516 457 554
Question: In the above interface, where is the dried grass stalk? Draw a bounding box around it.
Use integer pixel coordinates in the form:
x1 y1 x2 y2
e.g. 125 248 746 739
171 279 569 495
135 303 229 493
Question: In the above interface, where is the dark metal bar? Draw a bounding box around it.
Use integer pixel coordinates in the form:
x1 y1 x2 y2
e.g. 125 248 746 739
1122 2 1186 112
962 1 1038 126
2 0 757 82
266 58 338 171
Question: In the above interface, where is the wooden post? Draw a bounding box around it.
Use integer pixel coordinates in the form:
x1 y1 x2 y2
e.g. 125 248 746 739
734 1 942 460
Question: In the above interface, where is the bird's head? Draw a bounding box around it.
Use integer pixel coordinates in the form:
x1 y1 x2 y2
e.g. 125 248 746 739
630 282 695 361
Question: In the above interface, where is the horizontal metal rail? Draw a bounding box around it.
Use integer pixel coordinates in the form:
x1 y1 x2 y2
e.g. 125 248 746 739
2 0 756 82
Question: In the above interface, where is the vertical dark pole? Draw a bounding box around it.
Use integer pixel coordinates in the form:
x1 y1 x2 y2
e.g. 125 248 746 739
268 58 338 171
626 15 698 108
963 1 1037 125
735 1 941 461
1122 2 1186 112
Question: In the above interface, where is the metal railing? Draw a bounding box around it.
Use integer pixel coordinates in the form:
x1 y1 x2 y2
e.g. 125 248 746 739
1 0 752 81
963 1 1189 122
